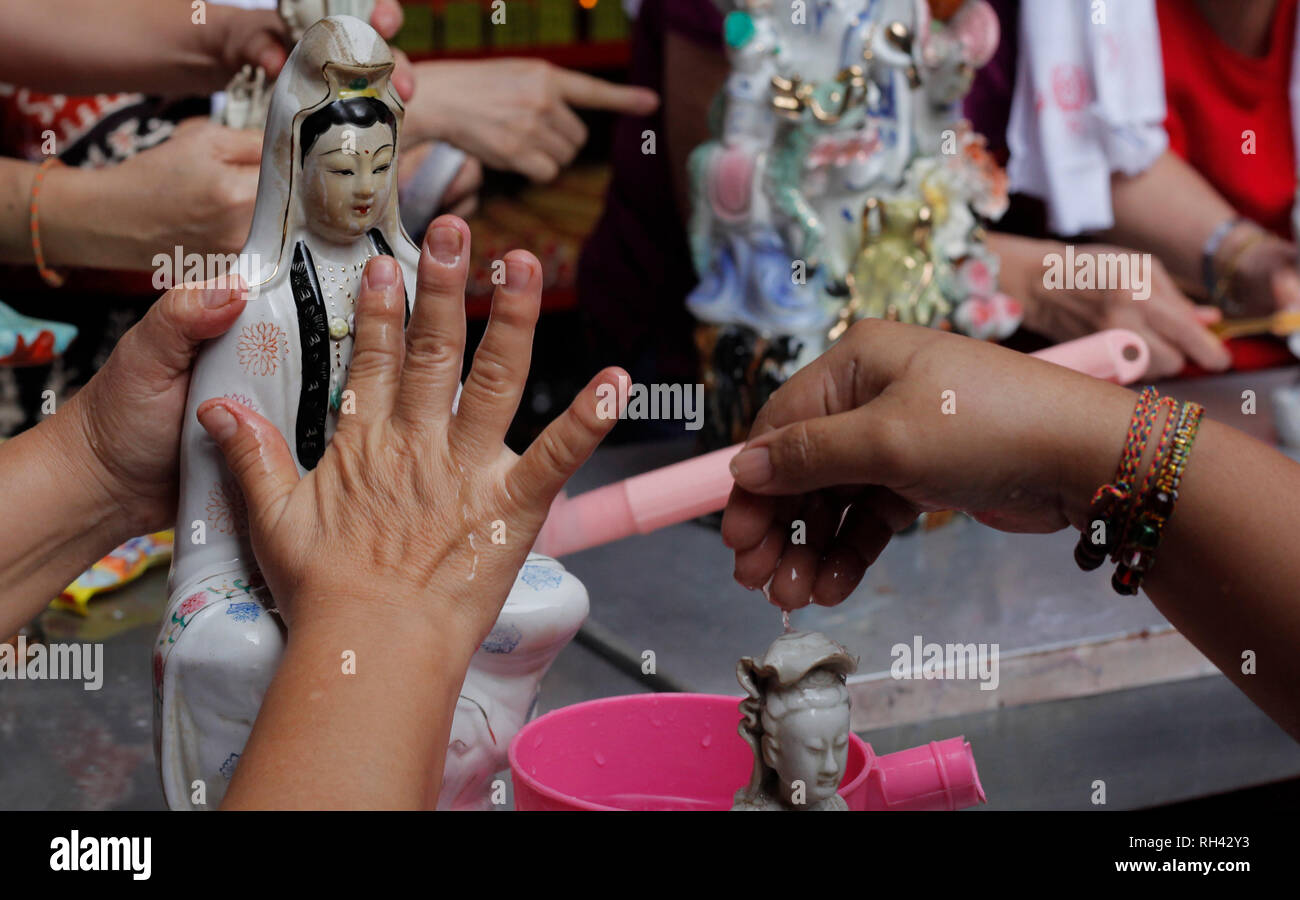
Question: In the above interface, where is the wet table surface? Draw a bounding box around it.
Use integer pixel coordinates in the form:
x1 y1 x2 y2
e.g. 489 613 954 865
3 367 1299 810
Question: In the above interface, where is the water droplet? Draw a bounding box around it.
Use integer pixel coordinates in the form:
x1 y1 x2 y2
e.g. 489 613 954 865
700 734 712 748
593 751 606 766
782 609 792 633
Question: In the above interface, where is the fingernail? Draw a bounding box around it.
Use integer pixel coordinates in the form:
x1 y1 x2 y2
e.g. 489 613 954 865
427 224 462 266
365 255 398 289
198 404 238 442
505 256 532 290
730 447 772 487
202 286 238 309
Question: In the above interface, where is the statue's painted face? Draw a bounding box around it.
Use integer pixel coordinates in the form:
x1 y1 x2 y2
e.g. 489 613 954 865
301 121 394 244
767 702 850 806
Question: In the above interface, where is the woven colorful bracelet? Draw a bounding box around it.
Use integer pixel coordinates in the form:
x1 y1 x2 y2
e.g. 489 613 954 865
1111 400 1204 595
1073 387 1161 570
1111 395 1178 560
29 156 66 288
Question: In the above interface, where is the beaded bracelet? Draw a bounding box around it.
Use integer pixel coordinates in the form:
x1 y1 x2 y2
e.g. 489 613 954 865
1111 400 1204 595
1073 387 1160 570
29 156 66 288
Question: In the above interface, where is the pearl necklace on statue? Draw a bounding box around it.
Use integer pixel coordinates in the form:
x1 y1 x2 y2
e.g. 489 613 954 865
315 250 373 413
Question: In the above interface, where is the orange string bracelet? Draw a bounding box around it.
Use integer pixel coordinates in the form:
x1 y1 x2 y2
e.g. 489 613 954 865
29 156 66 288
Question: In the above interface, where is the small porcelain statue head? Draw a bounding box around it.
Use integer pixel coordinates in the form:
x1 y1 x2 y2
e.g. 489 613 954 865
733 631 858 811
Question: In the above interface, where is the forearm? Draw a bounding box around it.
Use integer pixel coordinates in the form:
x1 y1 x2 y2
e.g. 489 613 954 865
1140 421 1300 739
0 0 244 95
401 62 454 145
1102 151 1236 294
0 159 37 266
0 415 133 636
1058 397 1300 740
0 160 157 271
222 604 477 809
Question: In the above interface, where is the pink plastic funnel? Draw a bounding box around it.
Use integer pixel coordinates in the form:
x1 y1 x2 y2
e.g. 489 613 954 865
508 693 984 811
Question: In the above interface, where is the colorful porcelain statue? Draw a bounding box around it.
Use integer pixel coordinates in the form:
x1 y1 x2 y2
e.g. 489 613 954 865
156 16 585 811
689 0 1015 448
732 631 858 811
688 0 928 347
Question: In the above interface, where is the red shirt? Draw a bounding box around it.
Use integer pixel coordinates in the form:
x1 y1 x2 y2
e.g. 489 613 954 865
1158 0 1299 239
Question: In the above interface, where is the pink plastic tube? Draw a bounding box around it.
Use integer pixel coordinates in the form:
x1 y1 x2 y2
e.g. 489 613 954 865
1032 328 1149 384
532 329 1149 558
531 444 742 558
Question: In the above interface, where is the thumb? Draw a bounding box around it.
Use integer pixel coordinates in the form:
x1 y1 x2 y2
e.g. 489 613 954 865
196 398 299 534
120 277 247 380
729 406 902 495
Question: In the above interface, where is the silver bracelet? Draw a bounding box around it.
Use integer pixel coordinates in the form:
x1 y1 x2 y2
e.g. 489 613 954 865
1202 216 1246 301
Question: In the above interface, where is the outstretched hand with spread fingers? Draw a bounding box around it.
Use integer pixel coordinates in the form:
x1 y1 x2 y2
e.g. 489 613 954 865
195 215 624 642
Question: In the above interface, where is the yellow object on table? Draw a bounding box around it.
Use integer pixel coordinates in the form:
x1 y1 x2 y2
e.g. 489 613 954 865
1210 310 1300 340
51 531 174 615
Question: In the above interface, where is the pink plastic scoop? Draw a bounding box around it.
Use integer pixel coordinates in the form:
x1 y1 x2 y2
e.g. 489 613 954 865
509 693 985 811
531 329 1150 558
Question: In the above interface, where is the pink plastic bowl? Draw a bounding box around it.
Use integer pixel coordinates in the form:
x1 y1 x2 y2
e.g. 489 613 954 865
509 693 872 811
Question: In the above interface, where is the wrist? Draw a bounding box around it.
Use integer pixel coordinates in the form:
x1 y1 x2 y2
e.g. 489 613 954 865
282 578 483 661
43 396 145 544
1213 221 1277 312
1232 232 1296 302
0 409 135 623
1052 378 1143 532
408 63 463 145
40 165 134 270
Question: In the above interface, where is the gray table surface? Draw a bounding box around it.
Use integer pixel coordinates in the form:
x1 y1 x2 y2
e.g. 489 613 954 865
3 367 1299 810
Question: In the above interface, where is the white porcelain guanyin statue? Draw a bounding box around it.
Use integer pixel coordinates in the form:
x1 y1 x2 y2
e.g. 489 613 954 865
154 16 587 811
732 631 858 811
